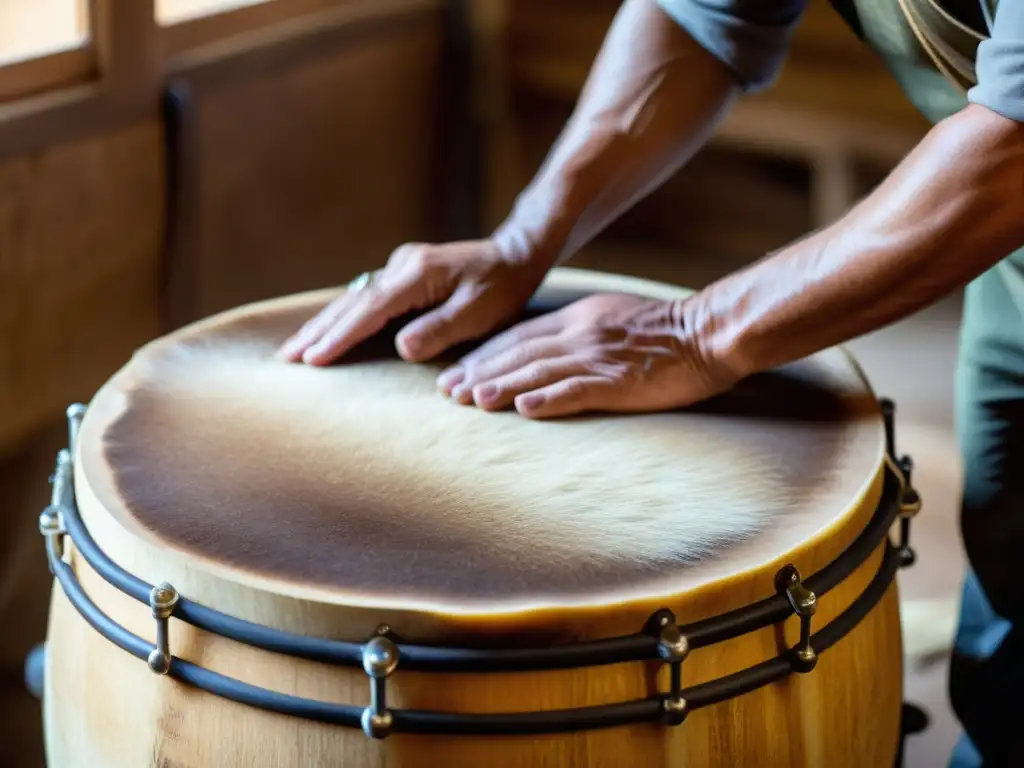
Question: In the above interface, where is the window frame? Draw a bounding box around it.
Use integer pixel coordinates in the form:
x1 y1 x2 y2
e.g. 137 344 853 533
0 46 96 104
0 0 95 103
0 0 159 160
157 0 355 56
0 0 364 160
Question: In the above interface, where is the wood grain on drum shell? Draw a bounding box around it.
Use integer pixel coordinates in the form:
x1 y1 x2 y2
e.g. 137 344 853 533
76 270 886 620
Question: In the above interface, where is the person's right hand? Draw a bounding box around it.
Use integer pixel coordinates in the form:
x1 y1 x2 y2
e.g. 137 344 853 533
276 238 551 366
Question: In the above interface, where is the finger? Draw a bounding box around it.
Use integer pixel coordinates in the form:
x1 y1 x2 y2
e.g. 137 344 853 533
276 293 353 362
436 314 563 393
302 276 422 365
515 376 623 419
471 356 594 411
394 284 489 362
459 312 564 370
449 338 567 403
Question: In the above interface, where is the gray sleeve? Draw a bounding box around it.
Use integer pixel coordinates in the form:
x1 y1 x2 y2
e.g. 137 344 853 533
655 0 808 92
968 2 1024 122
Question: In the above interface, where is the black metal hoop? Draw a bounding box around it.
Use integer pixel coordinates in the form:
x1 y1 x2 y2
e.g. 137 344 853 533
40 398 921 738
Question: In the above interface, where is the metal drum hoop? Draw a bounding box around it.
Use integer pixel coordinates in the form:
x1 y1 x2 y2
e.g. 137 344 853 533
42 392 921 739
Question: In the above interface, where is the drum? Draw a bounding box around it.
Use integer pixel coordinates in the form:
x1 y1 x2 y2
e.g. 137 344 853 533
38 267 921 767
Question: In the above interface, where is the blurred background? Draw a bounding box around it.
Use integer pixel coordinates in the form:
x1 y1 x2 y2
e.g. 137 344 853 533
0 1 963 766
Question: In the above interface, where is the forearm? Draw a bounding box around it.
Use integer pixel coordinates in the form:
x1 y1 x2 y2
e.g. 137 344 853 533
495 0 740 267
688 104 1024 380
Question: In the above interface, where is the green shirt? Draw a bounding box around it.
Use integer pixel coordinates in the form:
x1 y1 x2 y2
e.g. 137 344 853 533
656 0 1023 124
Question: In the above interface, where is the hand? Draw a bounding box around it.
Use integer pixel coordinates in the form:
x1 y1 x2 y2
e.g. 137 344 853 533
435 292 734 419
277 238 549 365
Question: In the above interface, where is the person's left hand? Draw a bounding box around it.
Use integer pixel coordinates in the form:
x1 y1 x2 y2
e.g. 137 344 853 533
435 293 735 419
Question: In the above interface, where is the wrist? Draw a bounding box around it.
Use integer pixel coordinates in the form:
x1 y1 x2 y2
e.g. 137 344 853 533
672 288 755 391
490 217 556 277
493 174 585 271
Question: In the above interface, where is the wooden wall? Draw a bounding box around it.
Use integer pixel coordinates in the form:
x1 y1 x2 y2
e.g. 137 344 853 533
0 0 453 457
0 6 454 763
0 121 164 454
164 3 448 325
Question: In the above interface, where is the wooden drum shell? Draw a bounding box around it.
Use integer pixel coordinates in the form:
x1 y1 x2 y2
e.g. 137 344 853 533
41 268 905 767
44 531 901 767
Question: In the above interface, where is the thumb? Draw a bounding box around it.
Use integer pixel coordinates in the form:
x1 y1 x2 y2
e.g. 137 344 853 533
396 285 495 361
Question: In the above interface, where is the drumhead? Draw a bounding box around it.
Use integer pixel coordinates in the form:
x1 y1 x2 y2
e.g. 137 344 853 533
75 268 886 619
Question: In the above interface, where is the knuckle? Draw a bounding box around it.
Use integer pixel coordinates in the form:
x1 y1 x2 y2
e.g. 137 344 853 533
390 242 422 261
562 377 588 400
389 242 436 274
407 244 435 273
524 359 550 379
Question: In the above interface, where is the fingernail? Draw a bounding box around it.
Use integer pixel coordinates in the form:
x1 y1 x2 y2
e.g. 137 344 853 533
517 393 544 412
302 346 322 365
275 336 299 356
436 368 464 393
400 334 423 359
452 384 474 404
474 383 497 403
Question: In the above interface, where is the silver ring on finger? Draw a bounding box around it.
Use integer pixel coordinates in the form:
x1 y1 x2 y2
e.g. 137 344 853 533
347 270 378 294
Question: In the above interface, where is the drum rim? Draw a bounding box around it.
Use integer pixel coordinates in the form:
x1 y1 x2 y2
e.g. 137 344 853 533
41 424 912 736
72 267 889 628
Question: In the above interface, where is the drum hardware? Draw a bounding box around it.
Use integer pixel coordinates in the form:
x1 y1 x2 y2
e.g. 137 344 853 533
66 402 86 459
37 395 918 739
653 610 690 725
880 397 923 567
774 566 818 673
361 628 400 739
148 583 179 675
39 448 70 567
39 403 88 566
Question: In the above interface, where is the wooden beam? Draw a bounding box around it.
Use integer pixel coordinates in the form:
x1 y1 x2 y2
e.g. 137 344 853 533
90 0 161 107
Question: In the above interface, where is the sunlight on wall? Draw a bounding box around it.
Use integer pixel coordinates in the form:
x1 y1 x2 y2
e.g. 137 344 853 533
0 0 88 66
156 0 275 26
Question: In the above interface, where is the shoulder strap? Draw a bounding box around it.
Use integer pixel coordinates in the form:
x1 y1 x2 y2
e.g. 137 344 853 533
897 0 991 93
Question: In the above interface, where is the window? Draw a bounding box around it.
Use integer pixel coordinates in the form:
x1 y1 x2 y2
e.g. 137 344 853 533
156 0 275 26
0 0 93 105
0 0 89 66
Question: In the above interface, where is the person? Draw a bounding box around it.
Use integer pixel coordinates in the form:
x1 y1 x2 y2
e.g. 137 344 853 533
278 1 1023 764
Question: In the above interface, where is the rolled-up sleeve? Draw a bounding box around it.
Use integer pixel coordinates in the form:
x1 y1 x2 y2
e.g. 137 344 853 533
968 3 1024 122
656 0 807 92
